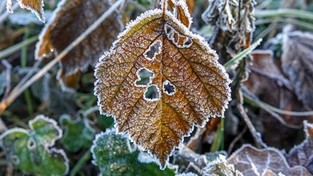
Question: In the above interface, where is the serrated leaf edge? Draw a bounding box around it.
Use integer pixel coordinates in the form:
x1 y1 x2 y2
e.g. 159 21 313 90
17 0 45 22
94 9 231 169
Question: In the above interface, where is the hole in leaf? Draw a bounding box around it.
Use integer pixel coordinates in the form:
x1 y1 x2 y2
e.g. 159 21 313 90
144 40 162 61
135 68 154 87
165 23 173 35
144 85 161 102
183 37 192 47
27 138 36 150
163 80 176 95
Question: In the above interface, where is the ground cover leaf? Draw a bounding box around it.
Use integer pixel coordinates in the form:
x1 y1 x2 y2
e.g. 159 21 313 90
0 115 69 175
6 0 45 22
35 0 122 85
91 129 176 176
286 121 313 174
94 6 231 168
282 31 313 109
227 144 311 176
59 114 95 152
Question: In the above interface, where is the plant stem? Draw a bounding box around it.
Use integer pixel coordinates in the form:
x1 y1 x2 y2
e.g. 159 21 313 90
70 151 91 176
256 17 313 31
0 36 38 60
21 28 33 115
224 38 262 69
242 86 313 117
255 9 313 20
0 0 125 115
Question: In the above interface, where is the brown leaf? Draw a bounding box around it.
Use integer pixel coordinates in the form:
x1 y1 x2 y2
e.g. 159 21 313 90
94 9 231 167
168 0 192 28
286 121 313 174
168 0 195 13
227 144 312 176
245 50 310 148
282 31 313 109
6 0 45 22
36 0 122 76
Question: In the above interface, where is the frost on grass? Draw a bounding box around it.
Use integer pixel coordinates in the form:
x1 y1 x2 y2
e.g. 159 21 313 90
6 0 45 22
0 115 69 175
94 6 231 168
91 129 176 176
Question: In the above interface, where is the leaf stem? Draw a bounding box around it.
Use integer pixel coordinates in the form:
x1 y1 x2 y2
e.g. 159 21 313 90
224 38 263 69
21 29 34 116
0 0 125 115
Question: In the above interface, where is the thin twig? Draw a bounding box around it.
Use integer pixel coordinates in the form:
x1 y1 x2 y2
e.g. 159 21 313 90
242 86 313 117
237 90 267 148
0 0 125 115
227 125 247 154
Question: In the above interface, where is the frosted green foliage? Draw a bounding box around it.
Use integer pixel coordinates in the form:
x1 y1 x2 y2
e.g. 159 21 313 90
59 114 95 152
202 154 242 176
0 115 69 175
91 129 176 176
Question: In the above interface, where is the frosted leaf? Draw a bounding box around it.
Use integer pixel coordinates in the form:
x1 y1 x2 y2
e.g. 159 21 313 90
0 115 69 175
227 144 312 176
286 121 313 173
164 23 193 48
282 31 313 108
6 0 45 22
35 0 122 87
95 8 231 168
168 0 193 28
91 129 176 175
59 114 95 152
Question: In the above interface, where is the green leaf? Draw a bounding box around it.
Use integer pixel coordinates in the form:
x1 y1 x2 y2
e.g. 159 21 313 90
59 114 95 152
91 129 176 176
136 0 152 6
0 115 69 175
